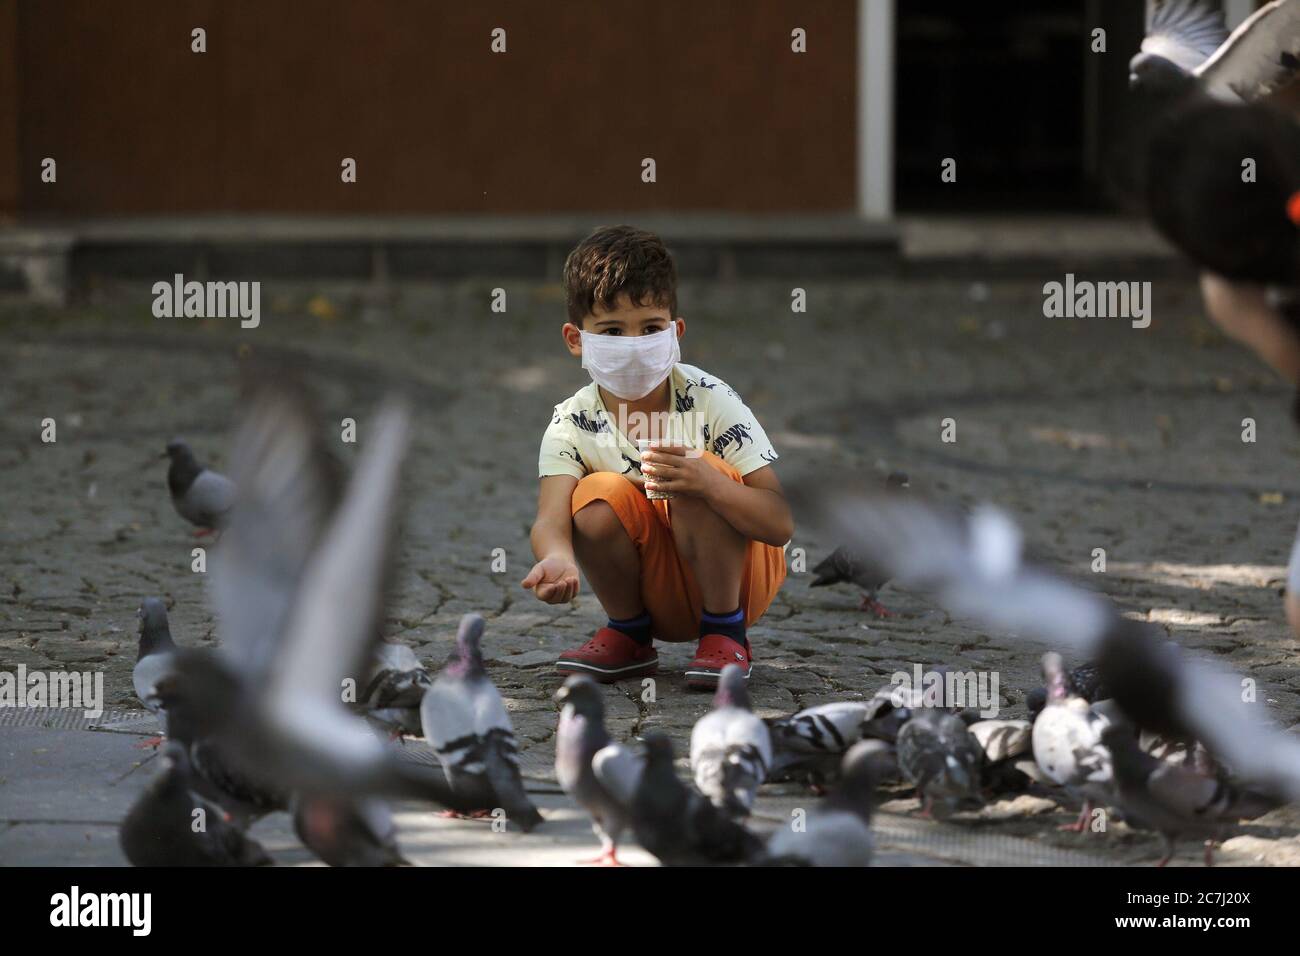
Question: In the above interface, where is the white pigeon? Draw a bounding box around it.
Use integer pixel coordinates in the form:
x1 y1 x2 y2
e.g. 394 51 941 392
689 663 772 817
1031 653 1120 832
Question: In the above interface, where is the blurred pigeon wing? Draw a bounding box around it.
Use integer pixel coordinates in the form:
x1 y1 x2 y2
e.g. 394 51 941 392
262 400 411 763
592 743 644 808
1195 0 1300 101
1174 653 1300 798
211 383 340 680
1142 0 1229 71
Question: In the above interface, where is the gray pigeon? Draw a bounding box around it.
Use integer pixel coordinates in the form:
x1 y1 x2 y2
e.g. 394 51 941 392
420 613 543 831
896 707 983 818
766 700 871 787
357 640 433 738
809 472 908 616
161 378 478 812
132 597 177 746
120 741 272 867
166 439 236 535
1131 0 1300 102
554 675 641 865
629 733 764 866
1031 653 1123 833
1103 724 1278 866
690 664 772 817
764 740 892 866
292 794 410 867
798 488 1300 803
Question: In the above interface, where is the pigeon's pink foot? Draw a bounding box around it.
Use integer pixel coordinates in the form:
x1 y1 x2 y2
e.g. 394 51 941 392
134 735 165 750
915 797 934 820
1204 841 1216 867
1057 802 1092 832
437 809 495 821
192 527 215 538
860 597 895 618
809 783 827 797
578 848 625 867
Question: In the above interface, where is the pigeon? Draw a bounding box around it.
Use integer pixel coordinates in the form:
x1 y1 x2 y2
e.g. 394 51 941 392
763 740 893 867
1103 724 1279 866
1026 660 1107 720
132 597 177 747
165 438 236 536
160 376 478 811
292 795 410 867
895 707 984 818
1144 99 1300 285
967 717 1035 794
1030 653 1123 832
809 471 909 616
120 741 272 867
689 663 772 817
554 674 641 865
797 487 1300 803
629 733 764 866
356 640 433 738
766 700 871 787
1130 0 1300 104
420 613 543 831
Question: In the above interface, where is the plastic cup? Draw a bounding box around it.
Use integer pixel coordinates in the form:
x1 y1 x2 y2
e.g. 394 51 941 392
638 439 703 500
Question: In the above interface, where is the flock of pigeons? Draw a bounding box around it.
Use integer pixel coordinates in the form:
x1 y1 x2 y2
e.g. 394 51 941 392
124 379 1298 868
111 0 1300 866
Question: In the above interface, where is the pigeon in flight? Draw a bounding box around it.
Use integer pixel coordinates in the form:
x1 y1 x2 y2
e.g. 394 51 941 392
690 664 772 817
292 794 410 867
165 439 236 537
809 471 909 616
798 487 1300 804
896 707 984 819
554 675 641 865
420 614 544 831
629 733 764 866
1131 0 1300 103
1103 724 1278 865
132 597 177 748
120 741 272 867
764 740 892 866
162 376 478 812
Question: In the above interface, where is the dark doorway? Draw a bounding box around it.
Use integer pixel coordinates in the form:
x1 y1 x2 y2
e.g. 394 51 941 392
894 0 1144 212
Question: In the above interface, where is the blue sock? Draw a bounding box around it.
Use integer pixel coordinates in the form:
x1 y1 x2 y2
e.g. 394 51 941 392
700 606 746 649
607 612 652 646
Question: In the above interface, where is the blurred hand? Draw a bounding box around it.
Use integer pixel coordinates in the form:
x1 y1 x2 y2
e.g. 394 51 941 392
521 555 580 604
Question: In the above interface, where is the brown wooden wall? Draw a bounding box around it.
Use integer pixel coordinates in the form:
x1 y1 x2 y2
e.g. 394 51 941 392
4 0 857 218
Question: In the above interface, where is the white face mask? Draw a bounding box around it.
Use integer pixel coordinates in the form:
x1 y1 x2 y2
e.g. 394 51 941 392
580 327 681 400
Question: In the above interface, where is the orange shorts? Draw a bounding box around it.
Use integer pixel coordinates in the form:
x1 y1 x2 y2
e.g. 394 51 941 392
570 452 787 643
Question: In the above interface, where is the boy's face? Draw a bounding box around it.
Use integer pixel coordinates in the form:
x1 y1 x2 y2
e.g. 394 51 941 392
562 293 684 356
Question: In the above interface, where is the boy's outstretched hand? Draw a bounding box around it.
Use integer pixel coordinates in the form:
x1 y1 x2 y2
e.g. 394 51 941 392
521 555 580 604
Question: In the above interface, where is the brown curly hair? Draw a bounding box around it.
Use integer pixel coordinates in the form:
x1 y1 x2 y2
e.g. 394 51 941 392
563 225 678 325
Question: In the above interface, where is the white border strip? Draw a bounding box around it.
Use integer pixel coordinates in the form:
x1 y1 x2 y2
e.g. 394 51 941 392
857 0 895 220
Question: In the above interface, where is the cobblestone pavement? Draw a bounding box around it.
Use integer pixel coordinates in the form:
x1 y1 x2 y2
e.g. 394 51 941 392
4 276 1300 865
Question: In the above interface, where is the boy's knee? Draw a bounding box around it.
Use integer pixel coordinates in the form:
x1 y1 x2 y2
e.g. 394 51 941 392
573 471 639 510
573 498 625 540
